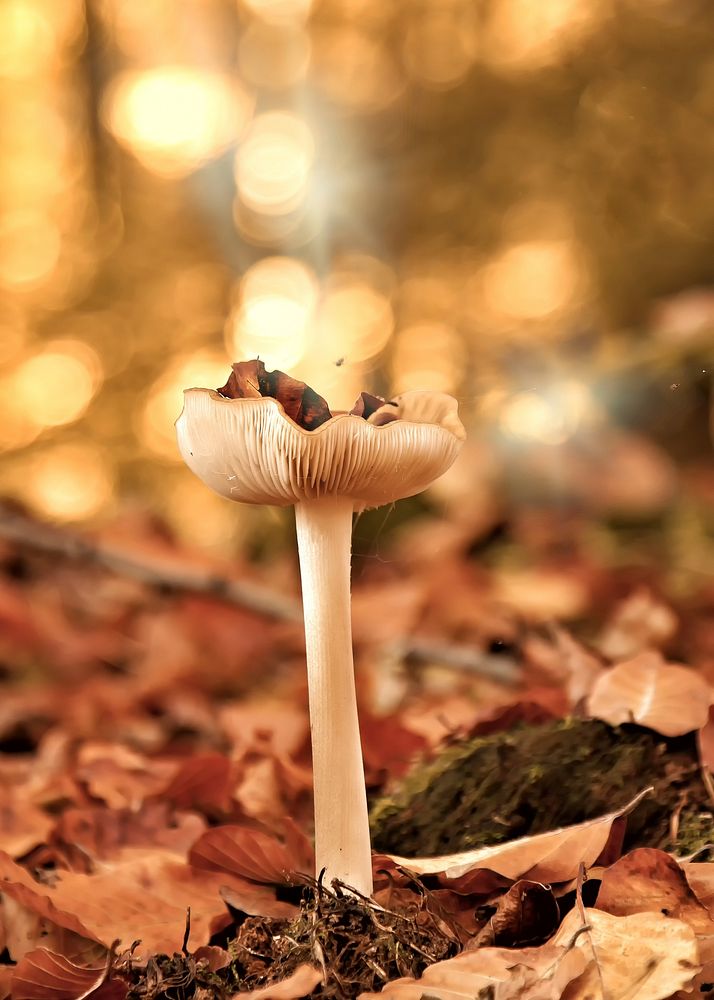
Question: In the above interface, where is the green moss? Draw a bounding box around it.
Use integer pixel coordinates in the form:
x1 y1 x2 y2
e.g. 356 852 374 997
370 718 712 857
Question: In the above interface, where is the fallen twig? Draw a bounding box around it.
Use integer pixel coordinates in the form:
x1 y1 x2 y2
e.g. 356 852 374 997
0 502 301 622
0 502 521 684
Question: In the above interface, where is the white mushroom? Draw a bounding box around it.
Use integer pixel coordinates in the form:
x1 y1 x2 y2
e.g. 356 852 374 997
176 362 465 895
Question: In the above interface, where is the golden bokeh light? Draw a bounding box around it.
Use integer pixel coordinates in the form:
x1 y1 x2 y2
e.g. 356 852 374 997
391 322 464 394
0 0 57 80
500 383 593 445
104 67 254 178
0 210 62 289
292 357 367 413
241 0 314 26
238 22 311 89
168 477 242 551
317 277 394 364
25 443 114 521
312 28 404 112
481 0 609 74
10 339 103 431
402 12 478 90
226 257 317 371
142 351 231 460
480 239 584 323
234 112 314 215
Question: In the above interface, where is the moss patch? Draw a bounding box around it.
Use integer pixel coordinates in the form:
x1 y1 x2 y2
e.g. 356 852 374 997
370 718 713 857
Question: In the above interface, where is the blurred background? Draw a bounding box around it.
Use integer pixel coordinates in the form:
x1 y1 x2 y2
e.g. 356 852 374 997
0 0 713 578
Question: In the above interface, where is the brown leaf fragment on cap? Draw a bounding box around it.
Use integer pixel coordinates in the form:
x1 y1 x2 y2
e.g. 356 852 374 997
217 361 263 401
349 391 387 419
217 361 332 431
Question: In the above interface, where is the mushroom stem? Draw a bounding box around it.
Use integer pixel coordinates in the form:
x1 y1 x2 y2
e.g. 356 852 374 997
294 496 373 896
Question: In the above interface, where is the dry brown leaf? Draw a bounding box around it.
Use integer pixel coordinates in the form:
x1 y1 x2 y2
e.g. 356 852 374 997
597 589 679 661
479 879 560 948
11 948 125 1000
218 699 308 758
551 626 604 707
552 906 700 1000
684 862 714 914
587 650 712 736
374 789 649 887
53 804 207 865
230 964 322 999
192 944 232 971
596 848 714 999
0 847 294 961
364 906 698 1000
0 967 12 1000
0 789 54 857
189 823 313 884
159 753 235 814
360 932 589 999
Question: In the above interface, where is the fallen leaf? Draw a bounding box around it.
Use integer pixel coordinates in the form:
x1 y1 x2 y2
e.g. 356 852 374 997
597 589 679 661
363 907 698 1000
587 650 712 736
0 789 54 857
11 948 126 1000
596 848 714 999
373 789 650 888
218 361 332 431
683 862 714 914
189 824 313 884
0 848 293 961
553 906 700 1000
360 931 589 999
478 879 559 948
551 626 605 707
192 945 231 971
53 804 207 865
159 753 235 814
231 964 322 999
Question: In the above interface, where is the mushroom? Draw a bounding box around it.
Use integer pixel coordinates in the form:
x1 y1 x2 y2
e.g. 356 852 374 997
176 360 465 895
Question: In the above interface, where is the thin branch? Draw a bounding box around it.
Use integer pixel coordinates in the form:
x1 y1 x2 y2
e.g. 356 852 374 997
0 502 302 622
0 503 521 684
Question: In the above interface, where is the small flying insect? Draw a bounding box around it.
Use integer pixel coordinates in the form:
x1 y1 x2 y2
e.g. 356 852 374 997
335 357 345 367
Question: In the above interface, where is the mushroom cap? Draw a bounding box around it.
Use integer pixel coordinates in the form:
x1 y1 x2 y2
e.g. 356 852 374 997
176 387 465 509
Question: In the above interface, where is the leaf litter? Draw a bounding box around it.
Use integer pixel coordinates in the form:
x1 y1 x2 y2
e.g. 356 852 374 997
1 497 714 999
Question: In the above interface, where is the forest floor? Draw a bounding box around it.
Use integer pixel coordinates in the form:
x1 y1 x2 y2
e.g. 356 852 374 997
0 492 713 1000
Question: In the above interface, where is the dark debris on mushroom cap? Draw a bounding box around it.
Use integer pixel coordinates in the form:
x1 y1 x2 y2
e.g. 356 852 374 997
217 360 399 431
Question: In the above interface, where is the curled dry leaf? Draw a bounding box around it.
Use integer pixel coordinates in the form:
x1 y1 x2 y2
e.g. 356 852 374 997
587 650 712 736
373 789 650 889
189 822 314 885
684 863 714 914
218 360 332 431
53 804 207 865
476 879 560 949
159 752 235 814
192 944 232 972
0 847 294 962
364 907 698 1000
0 789 54 858
551 626 604 707
230 964 322 999
11 948 125 1000
553 906 700 1000
597 589 679 661
595 848 714 999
